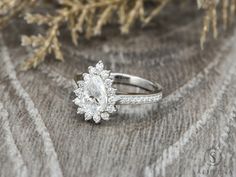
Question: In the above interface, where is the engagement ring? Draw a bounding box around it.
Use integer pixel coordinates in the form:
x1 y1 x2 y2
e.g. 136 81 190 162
73 61 162 123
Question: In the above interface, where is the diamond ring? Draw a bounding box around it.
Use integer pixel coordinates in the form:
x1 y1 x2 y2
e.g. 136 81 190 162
73 61 162 123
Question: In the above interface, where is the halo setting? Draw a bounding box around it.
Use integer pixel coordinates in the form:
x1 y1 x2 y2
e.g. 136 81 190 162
73 61 117 123
73 60 163 123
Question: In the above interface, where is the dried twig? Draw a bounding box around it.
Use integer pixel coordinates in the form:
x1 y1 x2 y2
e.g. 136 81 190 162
198 0 236 49
0 0 35 28
0 0 235 69
20 0 172 70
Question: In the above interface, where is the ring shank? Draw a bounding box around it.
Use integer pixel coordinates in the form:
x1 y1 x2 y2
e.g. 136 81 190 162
75 73 162 105
111 73 162 94
111 73 162 104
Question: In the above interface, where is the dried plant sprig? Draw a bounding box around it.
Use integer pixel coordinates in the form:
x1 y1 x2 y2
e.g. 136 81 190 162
121 0 143 34
143 0 170 25
21 0 171 70
230 0 236 23
0 0 35 28
198 0 236 49
0 0 236 70
21 0 117 69
21 24 63 69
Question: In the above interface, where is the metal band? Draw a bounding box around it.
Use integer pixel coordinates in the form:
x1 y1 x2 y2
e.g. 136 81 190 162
111 73 162 104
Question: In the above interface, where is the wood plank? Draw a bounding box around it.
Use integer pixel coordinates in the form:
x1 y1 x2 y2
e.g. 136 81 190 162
0 3 236 177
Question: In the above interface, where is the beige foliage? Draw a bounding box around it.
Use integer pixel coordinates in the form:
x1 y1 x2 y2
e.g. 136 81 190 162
0 0 235 70
198 0 236 49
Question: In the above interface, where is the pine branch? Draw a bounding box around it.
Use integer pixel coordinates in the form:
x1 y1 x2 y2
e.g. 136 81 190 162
0 0 236 70
198 0 236 49
21 0 171 70
0 0 35 28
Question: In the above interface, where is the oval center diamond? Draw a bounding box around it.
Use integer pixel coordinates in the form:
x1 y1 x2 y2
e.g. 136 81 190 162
83 75 107 114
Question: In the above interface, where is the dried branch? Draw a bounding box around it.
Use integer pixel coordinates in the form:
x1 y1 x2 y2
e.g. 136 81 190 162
0 0 35 28
0 0 235 69
21 0 171 70
198 0 236 49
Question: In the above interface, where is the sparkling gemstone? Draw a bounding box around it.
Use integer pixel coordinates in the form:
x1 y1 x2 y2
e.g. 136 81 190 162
82 75 108 115
101 112 109 120
73 61 117 123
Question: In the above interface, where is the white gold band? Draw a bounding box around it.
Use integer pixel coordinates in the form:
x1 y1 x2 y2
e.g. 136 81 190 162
110 73 162 105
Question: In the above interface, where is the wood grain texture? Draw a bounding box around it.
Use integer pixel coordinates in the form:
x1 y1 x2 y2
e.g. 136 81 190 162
0 3 236 177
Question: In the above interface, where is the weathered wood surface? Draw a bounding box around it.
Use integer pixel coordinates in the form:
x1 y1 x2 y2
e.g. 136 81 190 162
1 3 236 177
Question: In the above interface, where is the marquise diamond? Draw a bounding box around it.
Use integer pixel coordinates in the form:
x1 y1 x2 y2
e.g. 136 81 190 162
83 75 107 114
73 61 117 123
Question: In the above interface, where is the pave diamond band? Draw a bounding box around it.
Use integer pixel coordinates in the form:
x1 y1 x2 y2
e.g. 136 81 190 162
110 73 162 105
73 61 162 123
116 94 162 105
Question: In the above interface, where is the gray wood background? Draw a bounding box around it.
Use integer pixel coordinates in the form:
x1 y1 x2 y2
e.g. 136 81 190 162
0 3 236 177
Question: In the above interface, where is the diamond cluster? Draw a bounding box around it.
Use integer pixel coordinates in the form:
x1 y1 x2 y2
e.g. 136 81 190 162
73 61 117 123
